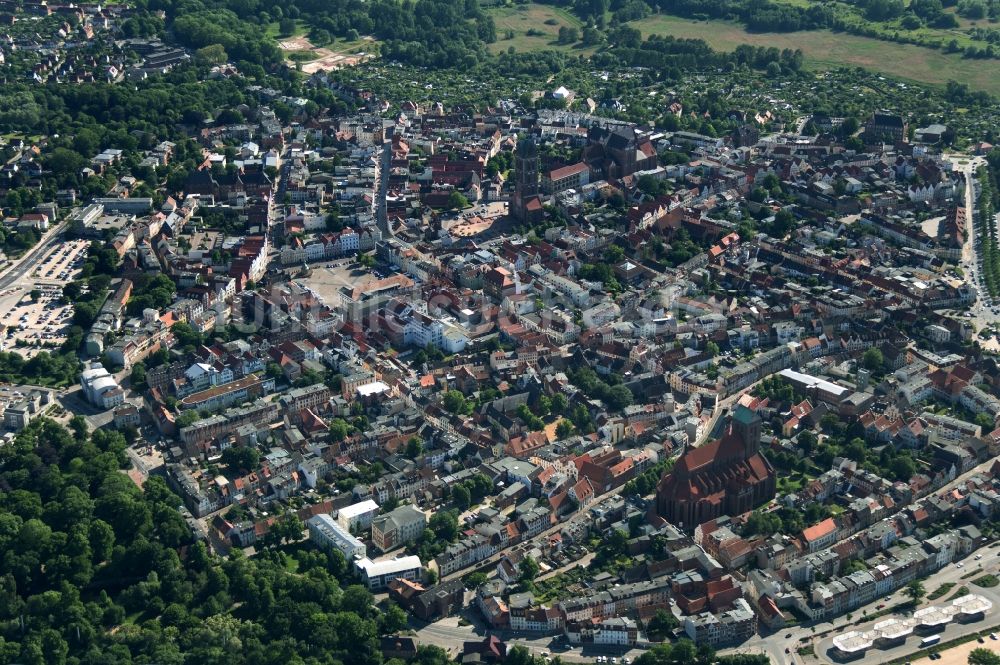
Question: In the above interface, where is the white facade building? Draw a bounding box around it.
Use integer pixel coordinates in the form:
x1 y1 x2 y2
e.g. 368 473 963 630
337 499 380 532
308 513 366 560
355 555 422 590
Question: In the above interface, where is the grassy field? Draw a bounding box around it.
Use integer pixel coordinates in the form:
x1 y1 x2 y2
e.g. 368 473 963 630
771 0 986 48
265 20 306 39
634 15 1000 96
488 4 592 54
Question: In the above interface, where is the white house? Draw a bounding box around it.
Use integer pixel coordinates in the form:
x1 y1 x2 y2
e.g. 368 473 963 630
337 499 380 532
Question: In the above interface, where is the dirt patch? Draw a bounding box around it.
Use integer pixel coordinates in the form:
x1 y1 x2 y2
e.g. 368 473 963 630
298 51 373 73
912 640 999 665
278 35 314 51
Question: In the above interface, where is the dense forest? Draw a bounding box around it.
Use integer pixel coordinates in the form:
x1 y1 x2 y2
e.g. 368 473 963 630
148 0 497 69
0 417 409 664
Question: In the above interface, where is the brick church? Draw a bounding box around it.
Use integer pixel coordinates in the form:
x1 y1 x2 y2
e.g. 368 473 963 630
656 405 776 531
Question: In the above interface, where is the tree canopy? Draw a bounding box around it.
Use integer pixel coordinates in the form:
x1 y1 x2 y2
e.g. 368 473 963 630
0 417 402 664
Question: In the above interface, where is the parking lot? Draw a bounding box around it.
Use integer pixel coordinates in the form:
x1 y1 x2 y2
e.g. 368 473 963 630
0 285 74 357
0 240 90 357
296 259 384 306
32 239 88 285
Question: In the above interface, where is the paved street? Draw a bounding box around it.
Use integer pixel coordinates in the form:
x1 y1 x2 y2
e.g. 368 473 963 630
0 220 68 291
56 386 115 430
0 220 70 320
948 155 1000 350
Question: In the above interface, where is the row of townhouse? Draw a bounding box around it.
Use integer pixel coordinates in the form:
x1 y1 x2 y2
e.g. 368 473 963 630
436 533 497 577
435 503 556 577
107 319 173 369
683 598 757 648
768 467 988 622
178 374 268 413
179 400 279 447
365 470 430 505
279 227 382 265
564 617 639 647
799 545 930 620
558 579 671 623
669 338 824 398
720 342 805 396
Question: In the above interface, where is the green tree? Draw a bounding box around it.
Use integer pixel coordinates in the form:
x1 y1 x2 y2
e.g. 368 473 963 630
889 454 916 481
975 412 994 430
264 513 304 547
770 209 796 237
170 322 203 350
607 384 634 410
646 608 678 640
905 580 926 604
194 44 228 65
429 510 459 542
379 601 408 635
862 347 884 372
555 420 574 439
447 191 470 210
464 572 488 589
405 436 423 459
329 418 350 442
130 363 147 389
443 390 467 414
221 446 260 471
969 648 1000 665
518 555 539 583
452 484 472 510
47 148 86 176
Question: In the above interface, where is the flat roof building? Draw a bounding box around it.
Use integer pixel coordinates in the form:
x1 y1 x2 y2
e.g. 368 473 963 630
338 499 380 532
356 555 422 591
308 513 366 560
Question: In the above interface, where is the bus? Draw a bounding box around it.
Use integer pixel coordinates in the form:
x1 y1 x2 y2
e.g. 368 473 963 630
920 635 941 648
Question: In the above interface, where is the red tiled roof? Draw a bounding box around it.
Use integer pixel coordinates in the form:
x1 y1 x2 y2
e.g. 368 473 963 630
801 517 836 543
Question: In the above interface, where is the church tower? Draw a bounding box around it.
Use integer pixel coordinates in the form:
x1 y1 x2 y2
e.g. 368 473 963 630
731 405 762 456
511 136 540 223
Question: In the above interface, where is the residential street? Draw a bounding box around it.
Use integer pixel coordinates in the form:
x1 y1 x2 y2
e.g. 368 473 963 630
949 155 1000 350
